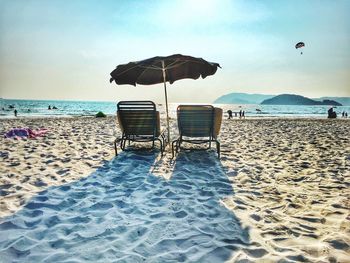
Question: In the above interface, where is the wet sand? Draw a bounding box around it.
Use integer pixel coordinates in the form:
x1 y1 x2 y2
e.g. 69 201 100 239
0 116 349 262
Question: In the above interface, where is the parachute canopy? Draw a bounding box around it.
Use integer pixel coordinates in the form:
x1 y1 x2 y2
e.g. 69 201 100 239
295 42 305 49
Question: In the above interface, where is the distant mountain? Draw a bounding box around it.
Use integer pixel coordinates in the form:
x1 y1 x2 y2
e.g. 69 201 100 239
315 97 350 106
214 92 274 104
214 92 349 106
261 94 342 106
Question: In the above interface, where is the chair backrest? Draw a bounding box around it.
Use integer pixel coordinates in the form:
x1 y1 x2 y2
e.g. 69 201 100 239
213 107 223 138
177 105 215 138
117 101 157 136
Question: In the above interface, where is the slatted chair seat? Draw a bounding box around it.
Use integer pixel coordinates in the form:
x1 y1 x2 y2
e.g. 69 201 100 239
172 105 222 158
114 101 166 155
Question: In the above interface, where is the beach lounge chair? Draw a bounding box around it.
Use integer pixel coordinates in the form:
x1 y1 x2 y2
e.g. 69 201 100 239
114 101 166 155
172 105 222 158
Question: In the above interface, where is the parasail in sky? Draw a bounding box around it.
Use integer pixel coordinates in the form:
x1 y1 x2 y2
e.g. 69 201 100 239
295 42 305 55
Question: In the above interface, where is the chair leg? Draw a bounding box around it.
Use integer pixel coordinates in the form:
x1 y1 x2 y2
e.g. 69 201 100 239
122 138 127 150
114 139 118 156
176 140 181 153
120 137 124 150
172 139 178 158
216 140 220 158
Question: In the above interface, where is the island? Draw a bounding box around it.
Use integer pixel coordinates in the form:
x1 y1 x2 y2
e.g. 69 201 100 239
214 92 274 104
261 94 342 106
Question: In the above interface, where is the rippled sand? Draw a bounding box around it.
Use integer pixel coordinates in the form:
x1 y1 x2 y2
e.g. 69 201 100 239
219 119 350 262
0 116 349 262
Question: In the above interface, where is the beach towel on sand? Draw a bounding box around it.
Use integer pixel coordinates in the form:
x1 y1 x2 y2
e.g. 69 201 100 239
4 128 48 139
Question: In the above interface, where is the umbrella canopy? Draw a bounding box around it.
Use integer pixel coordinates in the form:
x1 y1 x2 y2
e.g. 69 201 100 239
110 54 220 85
110 54 221 145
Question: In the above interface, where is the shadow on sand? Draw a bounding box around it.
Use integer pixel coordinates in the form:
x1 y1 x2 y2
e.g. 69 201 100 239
0 151 249 262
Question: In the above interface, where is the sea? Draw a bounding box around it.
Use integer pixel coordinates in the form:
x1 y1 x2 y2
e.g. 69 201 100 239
1 99 350 119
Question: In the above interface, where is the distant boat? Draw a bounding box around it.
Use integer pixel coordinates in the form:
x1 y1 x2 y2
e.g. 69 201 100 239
256 109 262 112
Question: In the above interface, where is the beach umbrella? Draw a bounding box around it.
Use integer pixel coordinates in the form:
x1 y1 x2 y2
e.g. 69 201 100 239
109 54 221 144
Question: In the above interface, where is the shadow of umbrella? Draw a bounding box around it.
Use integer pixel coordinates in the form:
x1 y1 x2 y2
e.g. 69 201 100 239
110 54 221 144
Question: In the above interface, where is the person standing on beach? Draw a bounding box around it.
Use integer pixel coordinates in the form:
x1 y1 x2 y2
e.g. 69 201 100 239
242 111 245 118
239 110 242 119
227 110 233 119
14 109 17 117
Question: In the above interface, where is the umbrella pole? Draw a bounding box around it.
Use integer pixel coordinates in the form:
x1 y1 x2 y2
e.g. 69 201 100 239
162 61 171 146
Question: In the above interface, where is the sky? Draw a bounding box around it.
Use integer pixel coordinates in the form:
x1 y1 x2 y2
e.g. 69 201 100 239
0 0 349 103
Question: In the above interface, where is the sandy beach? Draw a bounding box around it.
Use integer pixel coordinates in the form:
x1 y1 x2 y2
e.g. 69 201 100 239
0 116 349 262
